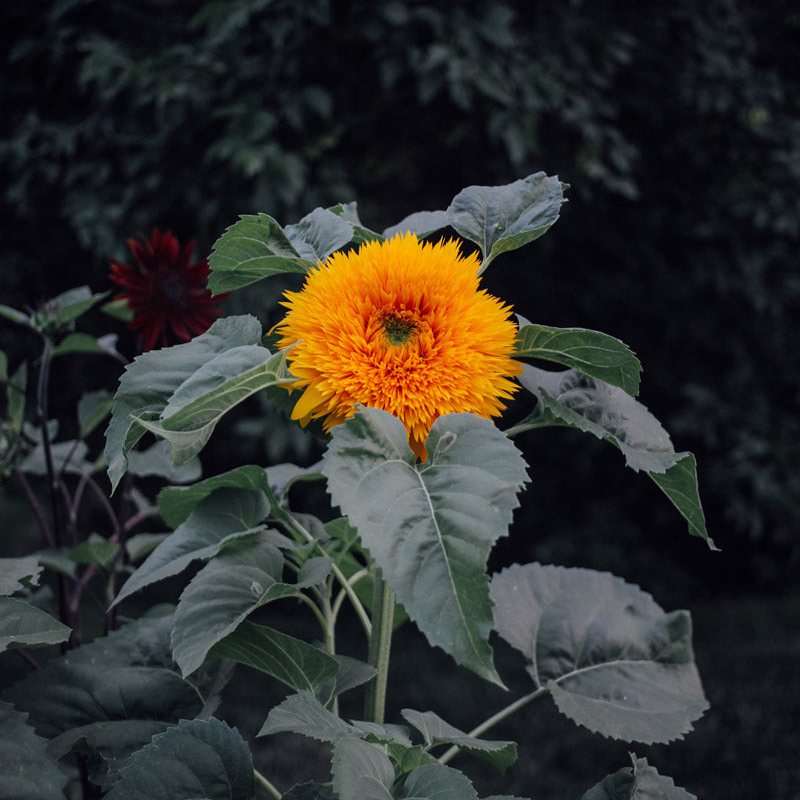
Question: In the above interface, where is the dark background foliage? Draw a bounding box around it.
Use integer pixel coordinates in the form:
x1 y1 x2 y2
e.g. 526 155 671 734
1 0 798 797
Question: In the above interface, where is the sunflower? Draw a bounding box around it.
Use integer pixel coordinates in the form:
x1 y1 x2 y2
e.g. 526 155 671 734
274 232 522 460
109 228 227 351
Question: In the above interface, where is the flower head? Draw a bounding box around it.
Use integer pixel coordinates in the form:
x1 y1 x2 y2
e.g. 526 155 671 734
109 228 227 351
274 232 522 460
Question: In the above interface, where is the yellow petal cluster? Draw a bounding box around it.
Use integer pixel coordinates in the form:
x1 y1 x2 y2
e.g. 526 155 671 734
274 232 522 460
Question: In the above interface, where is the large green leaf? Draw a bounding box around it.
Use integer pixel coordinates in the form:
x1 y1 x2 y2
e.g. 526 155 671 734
284 206 356 261
402 764 481 800
111 487 269 608
207 213 314 293
446 173 564 270
491 563 708 744
171 533 331 676
105 717 254 800
0 701 67 800
513 366 713 546
135 346 294 467
332 738 394 800
105 315 265 492
0 597 71 650
581 755 696 800
325 409 528 686
209 621 340 695
514 323 641 396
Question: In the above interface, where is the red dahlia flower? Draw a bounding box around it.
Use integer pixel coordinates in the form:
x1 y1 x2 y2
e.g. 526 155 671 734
109 228 227 351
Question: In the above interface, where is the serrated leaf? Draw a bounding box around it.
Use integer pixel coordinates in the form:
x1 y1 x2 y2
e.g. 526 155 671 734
0 597 71 650
491 563 708 745
515 367 713 546
135 346 294 467
171 534 331 676
0 700 67 800
0 556 42 595
581 755 697 800
159 465 271 528
400 709 516 773
208 213 313 293
402 763 479 800
284 206 355 261
515 324 641 396
258 690 361 740
105 315 264 492
111 488 269 608
333 738 394 800
446 173 564 270
382 210 450 240
105 717 254 800
324 409 528 686
209 621 340 695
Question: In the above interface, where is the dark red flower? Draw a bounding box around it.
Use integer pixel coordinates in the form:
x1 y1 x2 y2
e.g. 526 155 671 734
110 228 227 351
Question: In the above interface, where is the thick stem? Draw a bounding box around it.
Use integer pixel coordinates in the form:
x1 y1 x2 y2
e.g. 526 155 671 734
363 567 395 724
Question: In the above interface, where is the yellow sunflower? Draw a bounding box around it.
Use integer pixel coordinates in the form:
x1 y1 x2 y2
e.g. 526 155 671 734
274 232 522 461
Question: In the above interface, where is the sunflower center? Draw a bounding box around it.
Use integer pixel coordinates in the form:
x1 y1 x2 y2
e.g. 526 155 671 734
380 313 418 346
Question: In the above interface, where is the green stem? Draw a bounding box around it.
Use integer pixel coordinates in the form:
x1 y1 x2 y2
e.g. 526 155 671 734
254 768 281 800
437 686 548 765
363 566 395 724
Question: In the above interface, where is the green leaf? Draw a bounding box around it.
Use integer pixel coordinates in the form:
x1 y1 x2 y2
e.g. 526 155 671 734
50 286 108 326
382 210 450 240
491 563 709 744
209 621 340 695
284 206 355 261
446 173 564 270
332 738 394 800
401 763 479 800
0 701 67 800
52 332 119 358
125 440 202 484
159 465 271 528
400 709 516 773
77 389 114 438
171 533 331 676
18 440 94 476
105 717 255 800
324 409 528 686
515 323 641 396
581 755 696 800
111 487 269 608
0 556 42 595
105 315 264 493
0 304 30 325
135 346 294 467
208 213 313 294
69 538 120 567
101 297 135 323
283 784 338 800
328 201 384 246
514 367 713 546
7 360 27 434
258 690 361 740
0 597 71 650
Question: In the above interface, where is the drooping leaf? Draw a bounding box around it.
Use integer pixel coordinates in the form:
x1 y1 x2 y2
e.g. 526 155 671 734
400 709 516 773
135 346 294 467
382 210 451 240
171 533 331 676
104 717 254 800
209 621 340 695
0 556 42 595
105 315 265 492
581 755 697 800
325 409 528 686
0 597 71 650
515 323 641 396
514 367 713 546
332 738 394 800
491 563 709 745
208 213 313 294
284 206 355 261
446 173 564 270
111 487 269 608
0 701 67 800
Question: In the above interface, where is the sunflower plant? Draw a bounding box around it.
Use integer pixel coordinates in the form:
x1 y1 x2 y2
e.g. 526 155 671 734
0 173 714 800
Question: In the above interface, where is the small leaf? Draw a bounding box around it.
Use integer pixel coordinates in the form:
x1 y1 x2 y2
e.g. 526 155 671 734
0 597 71 650
284 206 355 261
491 563 709 745
6 360 27 434
0 701 67 800
0 304 30 325
112 487 269 608
209 621 340 695
50 286 108 326
401 763 479 800
328 201 384 246
69 538 120 567
446 173 564 270
77 389 114 438
258 690 361 740
325 409 528 686
105 717 255 800
52 332 117 357
18 440 93 476
333 738 394 800
208 213 313 294
581 755 697 800
382 210 450 240
0 556 42 595
515 323 641 396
